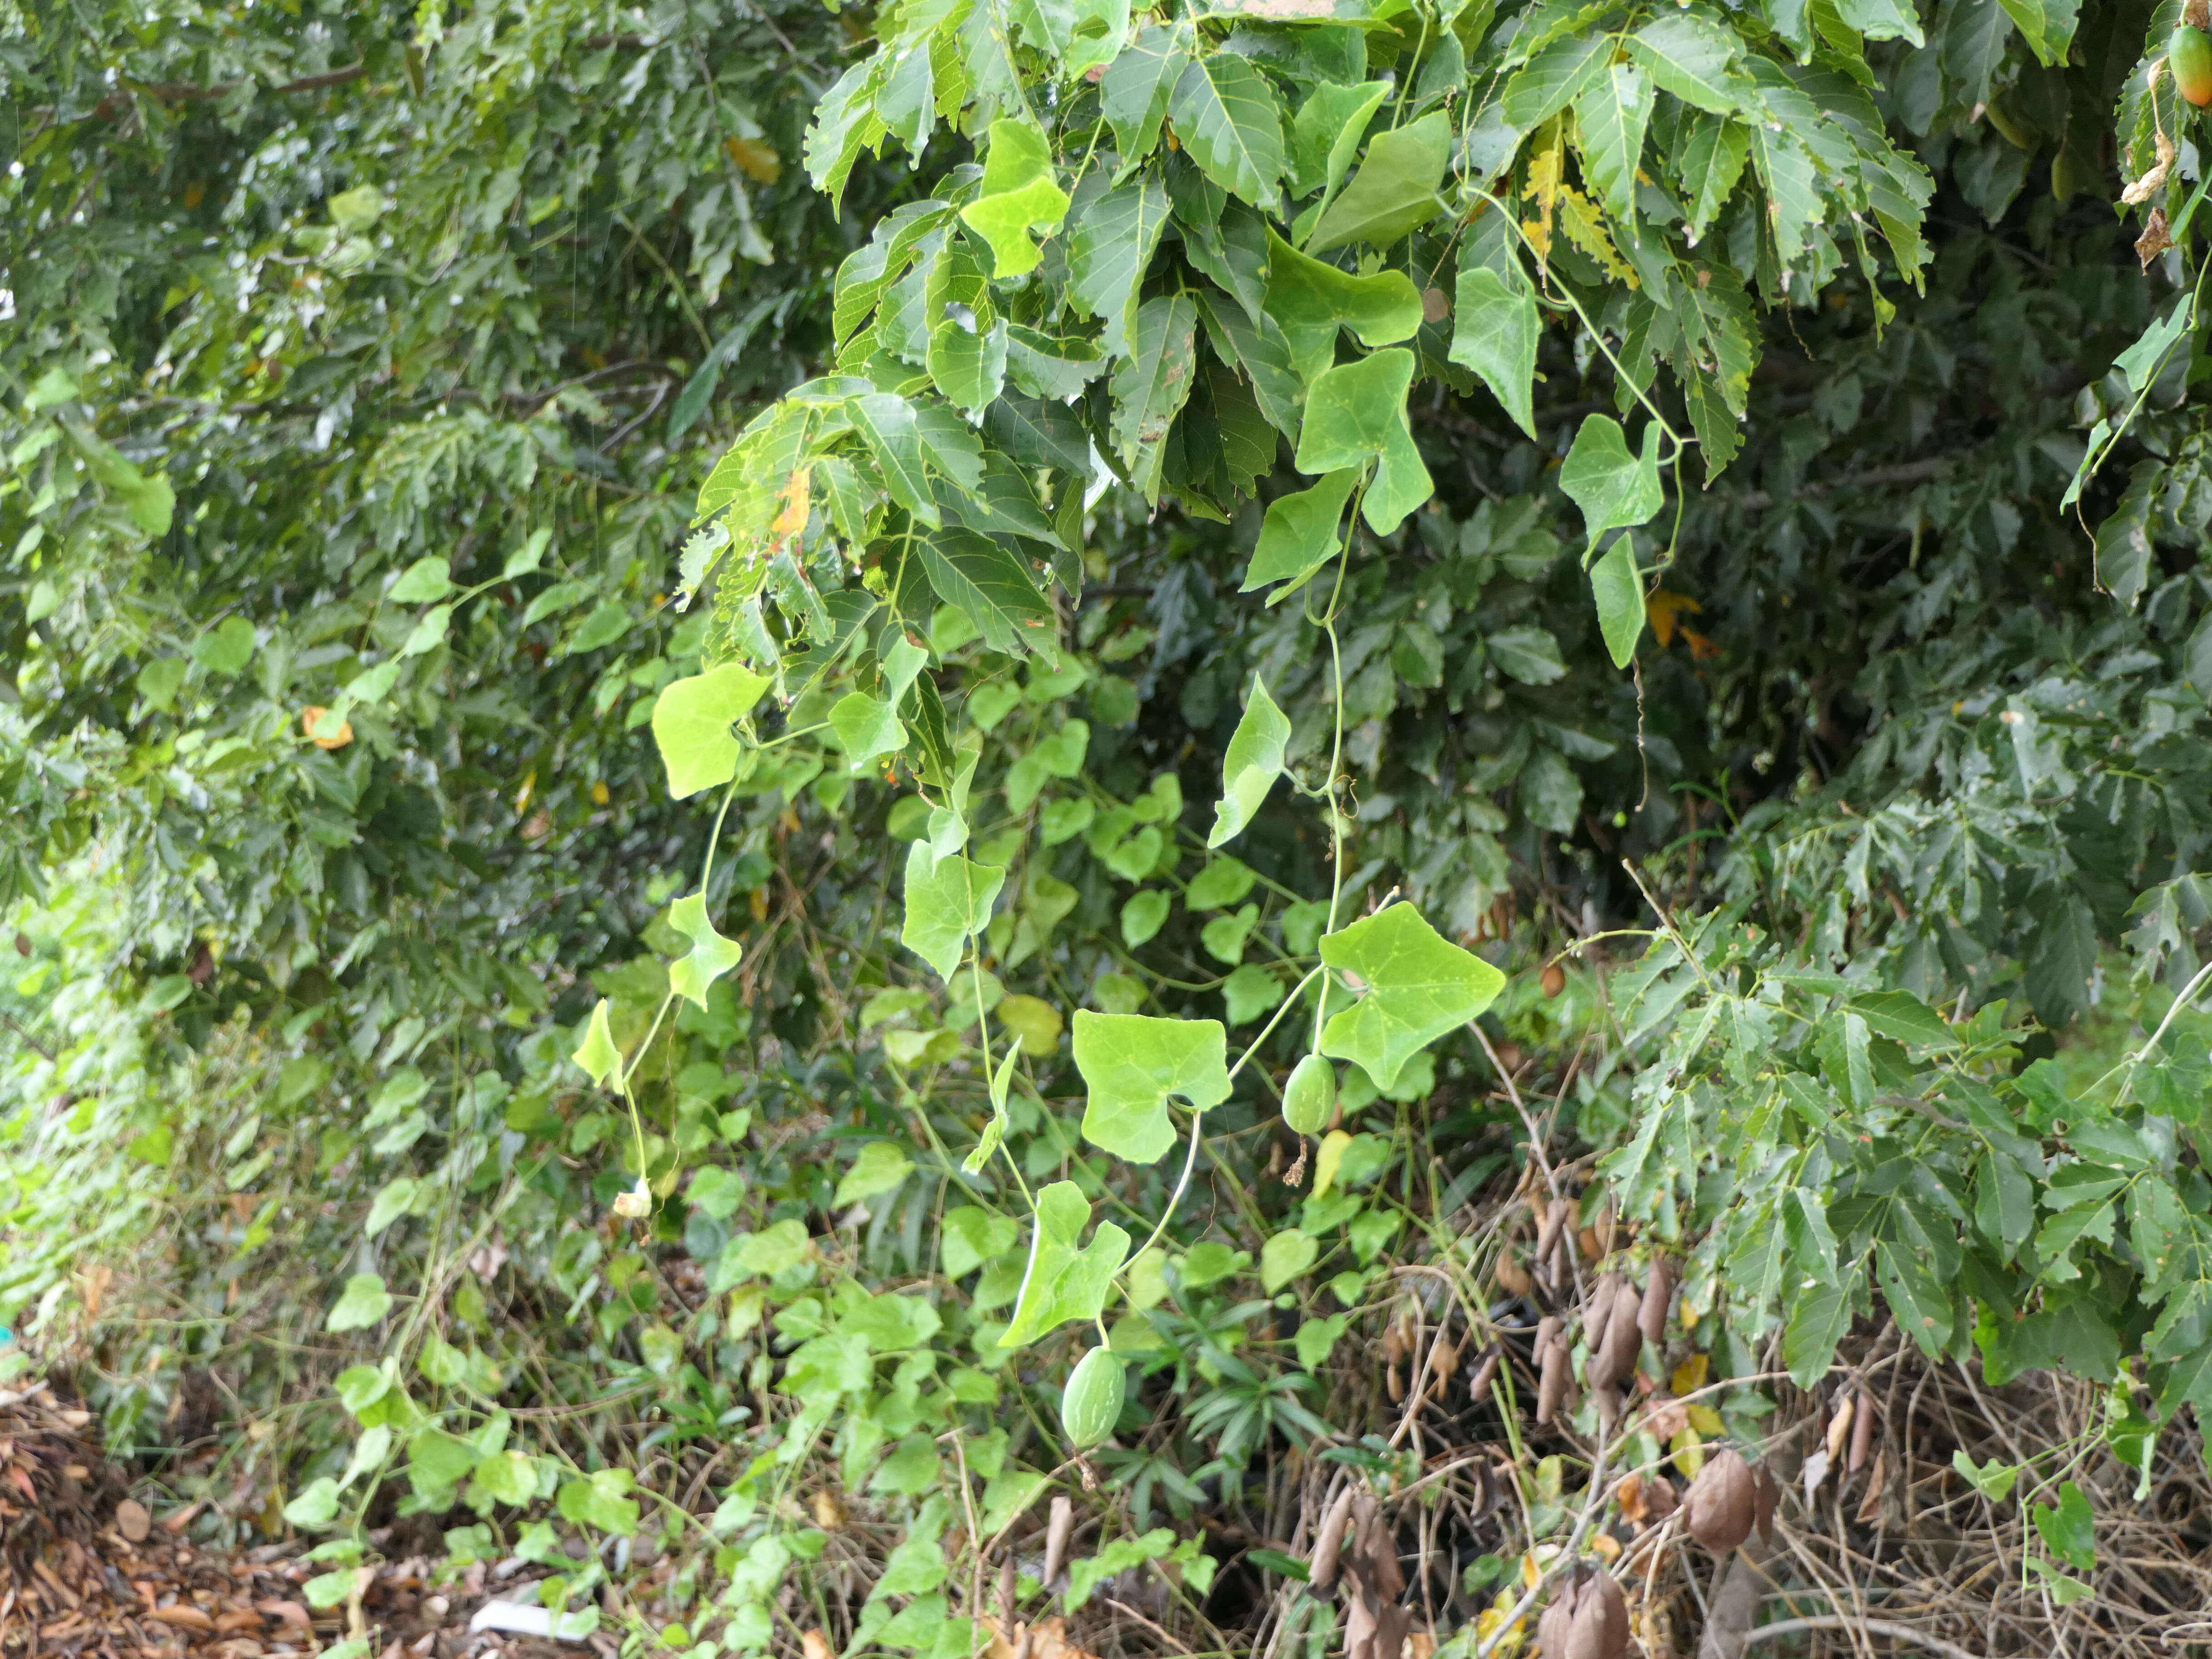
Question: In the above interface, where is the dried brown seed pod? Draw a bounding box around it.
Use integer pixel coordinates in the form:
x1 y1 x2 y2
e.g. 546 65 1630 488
1644 1474 1679 1521
1565 1569 1628 1659
1534 1195 1568 1263
1386 1360 1405 1403
1825 1391 1855 1466
1684 1448 1755 1553
1496 1247 1533 1297
1584 1272 1625 1348
1848 1386 1876 1474
1044 1494 1073 1585
1752 1461 1781 1545
1591 1383 1621 1436
1538 1331 1570 1424
1593 1282 1642 1389
1308 1486 1355 1591
1536 1588 1577 1659
1468 1348 1501 1403
1381 1319 1409 1367
1549 1227 1575 1287
1637 1257 1673 1348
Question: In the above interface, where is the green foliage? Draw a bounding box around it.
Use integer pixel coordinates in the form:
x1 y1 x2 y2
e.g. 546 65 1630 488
20 0 2212 1651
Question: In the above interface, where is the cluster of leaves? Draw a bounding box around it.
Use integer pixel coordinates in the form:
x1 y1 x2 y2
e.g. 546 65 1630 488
20 0 2212 1652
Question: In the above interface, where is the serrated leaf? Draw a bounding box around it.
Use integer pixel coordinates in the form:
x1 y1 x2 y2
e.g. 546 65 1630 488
1101 24 1189 159
853 392 943 527
1263 230 1423 383
1073 1011 1233 1162
1589 537 1644 669
1169 52 1283 208
1783 1275 1852 1387
1572 64 1653 225
1318 905 1505 1089
1847 989 1958 1050
1068 177 1172 358
1294 347 1413 474
574 999 623 1088
917 525 1054 655
1003 327 1106 402
1995 0 2073 66
1674 112 1750 240
1624 11 1744 114
901 841 1007 979
1308 111 1449 254
1244 469 1355 597
1876 1239 1952 1356
1559 415 1663 553
1837 0 1925 44
959 120 1071 277
1109 295 1201 474
1001 1181 1131 1347
668 893 743 1009
1448 266 1538 439
1208 672 1292 847
1499 31 1609 130
1748 125 1818 272
652 663 772 799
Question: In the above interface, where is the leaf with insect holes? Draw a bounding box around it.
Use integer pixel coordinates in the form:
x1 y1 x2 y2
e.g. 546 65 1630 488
1318 905 1505 1090
1073 1012 1232 1163
667 894 743 1009
959 120 1070 278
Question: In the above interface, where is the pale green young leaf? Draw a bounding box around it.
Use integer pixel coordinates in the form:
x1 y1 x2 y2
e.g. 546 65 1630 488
365 1176 419 1238
1318 905 1506 1089
389 555 454 603
836 1141 916 1206
1263 230 1423 382
667 893 744 1009
1186 856 1257 910
652 662 772 799
1168 53 1283 208
1121 889 1171 946
942 1206 1021 1278
1307 111 1450 254
1449 266 1539 439
1208 672 1292 847
1243 468 1357 598
1000 1180 1131 1347
901 841 1007 980
1295 347 1413 475
830 691 907 762
573 999 623 1087
327 1272 394 1332
1559 415 1663 553
1624 11 1745 114
959 120 1071 277
1589 537 1644 669
1073 1011 1233 1163
1572 64 1653 224
1260 1228 1319 1292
